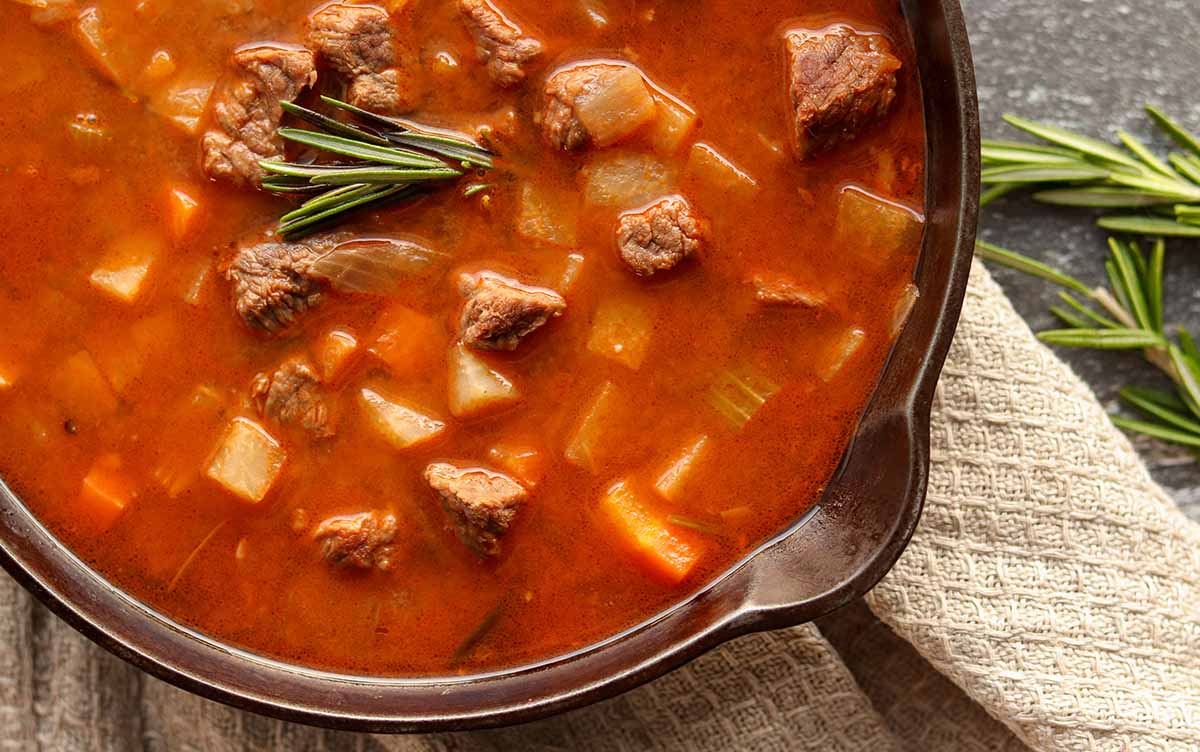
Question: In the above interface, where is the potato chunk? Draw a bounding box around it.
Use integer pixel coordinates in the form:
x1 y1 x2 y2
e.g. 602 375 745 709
359 387 447 450
448 344 520 418
205 418 286 503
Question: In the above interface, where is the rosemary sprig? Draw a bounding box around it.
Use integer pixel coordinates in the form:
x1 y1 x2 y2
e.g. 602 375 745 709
981 106 1200 237
260 97 495 239
977 237 1200 450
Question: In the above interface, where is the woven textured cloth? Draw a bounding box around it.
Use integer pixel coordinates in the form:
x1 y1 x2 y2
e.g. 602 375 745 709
3 261 1199 751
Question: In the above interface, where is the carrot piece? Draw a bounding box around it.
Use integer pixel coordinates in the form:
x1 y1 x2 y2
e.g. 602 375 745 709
600 481 700 584
487 442 545 488
168 185 201 240
80 454 135 530
368 304 445 378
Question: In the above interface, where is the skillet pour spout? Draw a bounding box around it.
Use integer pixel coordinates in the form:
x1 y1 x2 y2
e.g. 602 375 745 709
0 0 978 732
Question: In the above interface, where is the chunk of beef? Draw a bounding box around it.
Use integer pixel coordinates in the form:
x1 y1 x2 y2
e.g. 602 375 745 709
459 0 543 87
749 272 828 308
424 462 527 557
541 63 618 150
226 239 328 334
313 511 400 571
785 26 901 160
616 197 705 277
251 359 334 438
201 45 317 186
307 3 418 113
459 273 566 351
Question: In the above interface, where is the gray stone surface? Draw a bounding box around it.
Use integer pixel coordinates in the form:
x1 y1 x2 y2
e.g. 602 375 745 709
963 0 1200 517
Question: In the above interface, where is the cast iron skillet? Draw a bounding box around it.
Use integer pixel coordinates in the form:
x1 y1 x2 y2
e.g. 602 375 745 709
0 0 979 733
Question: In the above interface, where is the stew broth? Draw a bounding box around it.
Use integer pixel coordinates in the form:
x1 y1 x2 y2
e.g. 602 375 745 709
0 0 924 674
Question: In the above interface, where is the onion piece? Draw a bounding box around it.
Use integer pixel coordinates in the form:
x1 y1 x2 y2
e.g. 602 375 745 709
574 66 658 147
581 152 675 210
309 237 448 295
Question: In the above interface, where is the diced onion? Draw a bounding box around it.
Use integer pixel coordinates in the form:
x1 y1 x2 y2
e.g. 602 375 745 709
565 382 619 472
581 152 675 210
310 237 447 296
586 294 654 369
448 344 520 418
687 142 759 198
517 181 579 247
834 187 925 261
573 65 658 147
359 387 447 450
205 418 286 504
648 92 698 155
819 328 866 383
654 435 711 502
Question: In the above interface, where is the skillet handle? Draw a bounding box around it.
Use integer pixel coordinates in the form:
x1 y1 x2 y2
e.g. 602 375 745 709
736 407 928 629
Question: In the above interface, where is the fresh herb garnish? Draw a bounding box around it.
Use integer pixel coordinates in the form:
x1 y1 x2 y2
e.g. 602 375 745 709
977 237 1200 450
981 106 1200 237
260 96 495 239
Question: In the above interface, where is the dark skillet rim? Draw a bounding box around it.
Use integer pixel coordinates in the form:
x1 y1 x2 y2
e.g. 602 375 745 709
0 0 979 733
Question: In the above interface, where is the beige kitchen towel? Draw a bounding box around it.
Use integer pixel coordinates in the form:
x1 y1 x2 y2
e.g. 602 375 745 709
3 261 1199 752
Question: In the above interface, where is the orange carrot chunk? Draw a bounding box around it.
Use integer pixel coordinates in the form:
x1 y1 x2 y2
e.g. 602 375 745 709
600 480 700 584
79 454 135 530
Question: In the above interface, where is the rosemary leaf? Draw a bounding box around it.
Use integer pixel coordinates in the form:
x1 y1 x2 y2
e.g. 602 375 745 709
388 132 495 169
980 163 1112 184
1057 291 1119 329
1175 153 1200 185
320 95 409 132
1178 327 1200 365
1110 416 1200 448
1148 238 1165 332
1146 105 1200 158
1050 305 1091 329
1037 328 1165 349
974 240 1092 295
1002 114 1145 172
309 166 463 186
279 101 392 146
1167 344 1200 418
980 143 1083 165
1118 130 1178 179
1097 216 1200 237
981 139 1082 159
280 184 377 223
279 128 443 169
1107 238 1155 332
1033 187 1178 208
1122 385 1190 411
279 184 416 239
980 182 1020 208
1106 171 1200 202
1119 387 1200 435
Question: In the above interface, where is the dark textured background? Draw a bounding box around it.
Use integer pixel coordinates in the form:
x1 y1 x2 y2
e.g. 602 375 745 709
963 0 1200 518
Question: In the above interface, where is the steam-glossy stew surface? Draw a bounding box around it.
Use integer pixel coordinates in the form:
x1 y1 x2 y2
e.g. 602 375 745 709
0 0 923 674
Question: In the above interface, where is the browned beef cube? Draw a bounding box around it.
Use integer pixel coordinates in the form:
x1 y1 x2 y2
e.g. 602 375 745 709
201 45 316 186
785 26 901 160
616 196 705 277
459 273 566 351
313 511 400 571
459 0 543 87
307 2 420 113
251 359 334 439
424 462 527 556
226 239 325 334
